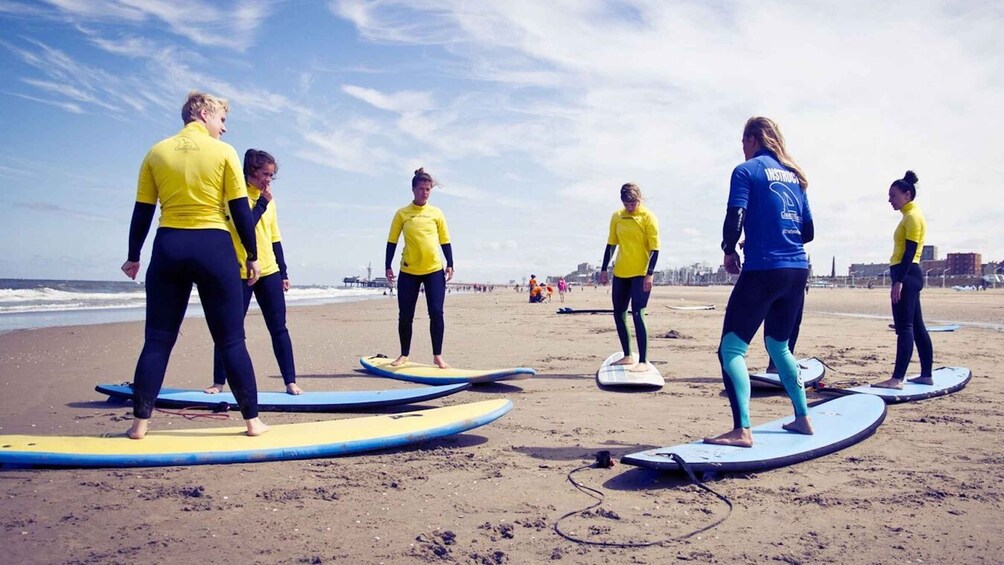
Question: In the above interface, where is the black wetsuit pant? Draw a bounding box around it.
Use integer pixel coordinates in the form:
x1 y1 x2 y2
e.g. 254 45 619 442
612 275 651 363
890 263 933 380
132 229 258 419
398 270 446 356
213 271 295 387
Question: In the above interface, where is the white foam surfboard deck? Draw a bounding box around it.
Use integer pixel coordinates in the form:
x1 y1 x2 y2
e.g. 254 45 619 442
597 352 665 388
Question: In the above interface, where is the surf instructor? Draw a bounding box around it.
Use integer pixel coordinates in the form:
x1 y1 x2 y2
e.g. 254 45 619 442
121 91 267 440
385 168 454 369
598 183 660 373
705 116 814 448
872 171 933 389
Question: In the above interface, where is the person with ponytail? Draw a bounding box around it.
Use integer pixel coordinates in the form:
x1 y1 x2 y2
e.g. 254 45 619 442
705 116 814 448
872 171 933 389
385 168 454 368
598 183 661 372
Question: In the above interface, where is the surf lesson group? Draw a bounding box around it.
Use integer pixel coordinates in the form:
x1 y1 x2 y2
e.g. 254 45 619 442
117 90 945 451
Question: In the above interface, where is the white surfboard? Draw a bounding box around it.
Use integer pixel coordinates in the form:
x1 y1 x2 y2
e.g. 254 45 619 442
596 352 665 388
821 366 971 404
667 304 715 311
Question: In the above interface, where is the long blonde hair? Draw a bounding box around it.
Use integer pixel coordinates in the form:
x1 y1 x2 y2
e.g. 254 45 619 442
743 117 808 189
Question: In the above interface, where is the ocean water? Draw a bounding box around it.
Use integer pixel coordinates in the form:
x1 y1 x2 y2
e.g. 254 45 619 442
0 278 387 332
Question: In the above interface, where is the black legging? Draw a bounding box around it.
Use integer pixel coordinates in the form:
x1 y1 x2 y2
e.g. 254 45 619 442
133 228 258 419
890 263 933 380
397 270 446 356
611 275 651 362
213 271 295 387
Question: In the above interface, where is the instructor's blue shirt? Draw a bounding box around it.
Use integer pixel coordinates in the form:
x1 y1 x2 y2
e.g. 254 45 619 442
728 149 811 271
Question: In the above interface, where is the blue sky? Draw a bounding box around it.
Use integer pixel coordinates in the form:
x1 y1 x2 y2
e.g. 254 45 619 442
1 1 1001 285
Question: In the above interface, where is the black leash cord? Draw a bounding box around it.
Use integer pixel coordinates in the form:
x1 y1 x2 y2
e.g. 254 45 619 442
553 454 733 548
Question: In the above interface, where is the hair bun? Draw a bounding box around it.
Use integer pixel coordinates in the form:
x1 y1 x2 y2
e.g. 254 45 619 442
903 170 918 185
414 167 425 175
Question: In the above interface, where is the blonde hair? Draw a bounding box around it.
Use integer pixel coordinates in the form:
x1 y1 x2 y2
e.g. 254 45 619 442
620 183 642 202
743 117 808 189
181 91 230 124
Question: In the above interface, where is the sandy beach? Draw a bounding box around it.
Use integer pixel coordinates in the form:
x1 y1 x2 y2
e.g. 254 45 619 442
1 285 1002 564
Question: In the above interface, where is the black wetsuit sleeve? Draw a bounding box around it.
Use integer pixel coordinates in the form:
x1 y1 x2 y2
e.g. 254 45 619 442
251 197 269 225
385 242 397 270
646 250 660 275
891 240 919 284
273 242 287 279
721 206 745 255
228 198 257 261
601 244 615 272
442 243 454 269
127 202 157 262
802 219 814 244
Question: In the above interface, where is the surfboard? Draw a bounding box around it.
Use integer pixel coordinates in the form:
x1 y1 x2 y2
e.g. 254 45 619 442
596 352 664 388
94 382 471 412
888 323 960 332
621 394 886 474
749 358 826 389
667 305 715 311
359 355 535 385
819 366 971 404
0 399 513 468
556 308 617 315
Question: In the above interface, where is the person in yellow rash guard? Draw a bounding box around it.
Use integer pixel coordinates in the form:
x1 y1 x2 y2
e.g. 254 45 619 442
385 168 454 369
206 149 301 396
598 183 660 372
120 91 266 439
872 170 933 389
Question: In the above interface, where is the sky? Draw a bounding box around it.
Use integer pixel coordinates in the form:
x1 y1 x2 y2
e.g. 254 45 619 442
1 0 1001 285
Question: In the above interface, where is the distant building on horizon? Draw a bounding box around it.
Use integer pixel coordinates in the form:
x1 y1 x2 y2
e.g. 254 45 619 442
947 252 981 276
921 245 938 261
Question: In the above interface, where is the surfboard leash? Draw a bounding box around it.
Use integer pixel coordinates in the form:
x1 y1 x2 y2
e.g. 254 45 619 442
553 451 733 548
154 407 230 421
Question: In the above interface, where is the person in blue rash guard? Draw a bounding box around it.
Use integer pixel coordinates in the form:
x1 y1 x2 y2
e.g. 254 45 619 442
704 116 814 448
872 170 933 389
121 91 267 440
598 183 660 372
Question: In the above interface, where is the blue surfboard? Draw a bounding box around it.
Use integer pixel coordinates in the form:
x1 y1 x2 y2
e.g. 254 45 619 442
621 394 886 474
95 382 470 412
749 358 826 389
819 366 971 404
0 399 512 468
888 323 960 332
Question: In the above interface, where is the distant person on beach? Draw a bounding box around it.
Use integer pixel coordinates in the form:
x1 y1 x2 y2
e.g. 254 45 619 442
705 116 814 448
204 149 301 396
546 283 554 302
385 168 453 369
872 171 933 390
558 277 567 302
121 91 266 439
598 183 660 373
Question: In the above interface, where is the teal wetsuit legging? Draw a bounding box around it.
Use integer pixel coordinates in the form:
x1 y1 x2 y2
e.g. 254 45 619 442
612 275 651 363
720 268 809 429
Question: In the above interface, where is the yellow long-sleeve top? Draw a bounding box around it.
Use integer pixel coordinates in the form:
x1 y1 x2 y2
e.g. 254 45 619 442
387 203 451 275
607 205 660 278
228 183 282 280
889 201 926 265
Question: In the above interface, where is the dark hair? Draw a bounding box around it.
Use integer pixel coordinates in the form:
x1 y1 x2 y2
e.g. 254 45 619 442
890 170 919 200
243 149 277 181
412 167 436 189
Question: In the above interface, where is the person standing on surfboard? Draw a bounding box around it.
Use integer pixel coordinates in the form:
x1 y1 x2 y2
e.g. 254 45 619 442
598 183 660 373
872 171 934 390
121 91 267 439
385 168 454 369
705 117 813 447
204 149 302 396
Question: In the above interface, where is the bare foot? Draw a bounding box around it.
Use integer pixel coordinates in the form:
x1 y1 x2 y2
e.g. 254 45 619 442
390 355 409 367
782 416 814 435
872 378 904 390
628 362 651 373
907 375 934 385
433 355 451 369
612 355 634 367
203 384 224 394
127 418 149 440
246 418 269 436
703 428 753 447
286 383 304 395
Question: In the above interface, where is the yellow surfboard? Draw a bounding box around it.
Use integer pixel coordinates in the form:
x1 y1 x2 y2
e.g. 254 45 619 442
360 355 535 385
0 399 512 468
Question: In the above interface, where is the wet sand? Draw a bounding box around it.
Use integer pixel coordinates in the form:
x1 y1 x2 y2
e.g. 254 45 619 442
1 285 1002 564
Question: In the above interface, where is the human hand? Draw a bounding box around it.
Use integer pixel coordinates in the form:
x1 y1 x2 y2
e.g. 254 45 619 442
121 260 140 280
246 259 261 285
724 252 742 275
